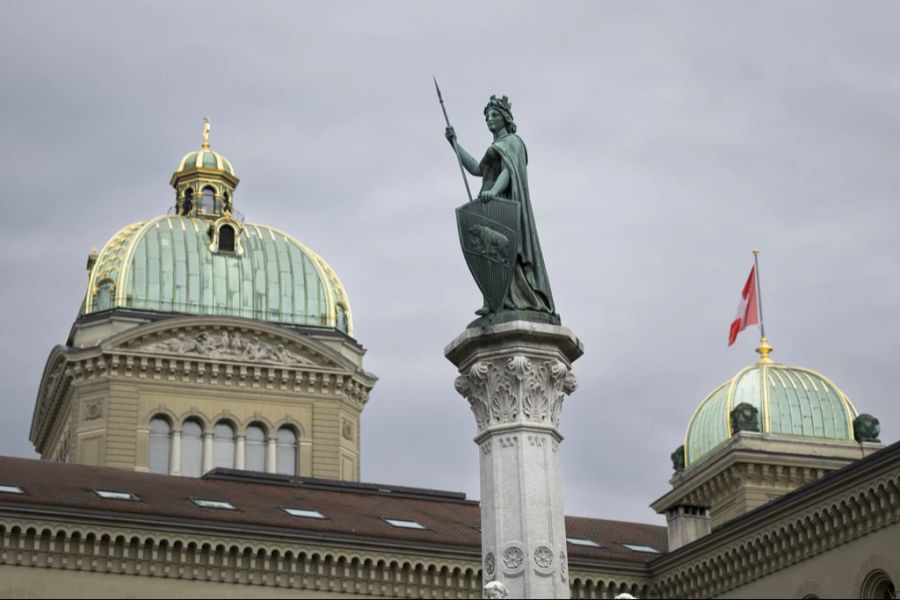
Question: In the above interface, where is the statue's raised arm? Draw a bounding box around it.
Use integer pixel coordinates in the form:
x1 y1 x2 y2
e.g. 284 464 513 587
442 93 559 327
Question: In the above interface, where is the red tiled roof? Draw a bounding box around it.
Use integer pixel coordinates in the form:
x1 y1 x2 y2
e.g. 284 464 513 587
0 457 665 563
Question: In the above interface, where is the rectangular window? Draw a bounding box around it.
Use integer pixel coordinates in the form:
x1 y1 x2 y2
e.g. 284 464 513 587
0 484 24 495
621 543 659 553
94 490 139 501
383 518 426 530
283 507 326 519
566 538 602 547
191 498 236 510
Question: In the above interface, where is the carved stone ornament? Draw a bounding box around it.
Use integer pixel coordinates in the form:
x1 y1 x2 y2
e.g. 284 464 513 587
484 551 496 576
454 355 577 432
134 330 315 366
854 413 881 442
483 581 510 599
342 421 354 441
502 546 524 571
533 545 553 569
730 402 760 434
671 444 686 473
560 550 567 581
85 401 103 421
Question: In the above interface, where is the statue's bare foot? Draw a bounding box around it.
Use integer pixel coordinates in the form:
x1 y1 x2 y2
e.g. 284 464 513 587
475 306 490 316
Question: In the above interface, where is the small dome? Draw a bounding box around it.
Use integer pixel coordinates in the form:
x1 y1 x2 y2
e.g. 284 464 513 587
176 149 235 177
83 215 353 335
684 361 858 468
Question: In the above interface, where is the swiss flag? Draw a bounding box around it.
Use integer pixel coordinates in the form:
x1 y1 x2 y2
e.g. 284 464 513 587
728 266 759 346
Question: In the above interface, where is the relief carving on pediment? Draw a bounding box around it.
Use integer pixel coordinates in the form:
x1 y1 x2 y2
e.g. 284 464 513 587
132 330 317 367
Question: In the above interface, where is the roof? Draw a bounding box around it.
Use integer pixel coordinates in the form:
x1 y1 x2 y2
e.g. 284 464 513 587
176 148 235 176
0 457 666 564
83 215 353 335
684 362 858 467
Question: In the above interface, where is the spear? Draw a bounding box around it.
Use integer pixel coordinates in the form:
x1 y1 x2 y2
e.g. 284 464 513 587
434 77 473 202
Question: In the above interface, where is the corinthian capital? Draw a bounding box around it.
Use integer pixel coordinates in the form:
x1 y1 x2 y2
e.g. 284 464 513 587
454 354 575 433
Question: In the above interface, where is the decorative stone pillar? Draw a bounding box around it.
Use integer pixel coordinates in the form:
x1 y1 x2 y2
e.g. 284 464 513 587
446 321 582 599
266 436 277 473
235 434 246 470
169 429 182 476
202 431 214 474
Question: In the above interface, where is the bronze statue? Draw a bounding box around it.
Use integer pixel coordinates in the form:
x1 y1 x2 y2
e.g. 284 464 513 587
438 89 558 325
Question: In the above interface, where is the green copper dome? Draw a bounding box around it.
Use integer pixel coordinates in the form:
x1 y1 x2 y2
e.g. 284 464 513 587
176 149 235 176
84 215 353 335
684 361 858 468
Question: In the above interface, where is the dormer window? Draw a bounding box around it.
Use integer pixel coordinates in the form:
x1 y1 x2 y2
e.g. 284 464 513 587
218 225 235 253
209 216 243 256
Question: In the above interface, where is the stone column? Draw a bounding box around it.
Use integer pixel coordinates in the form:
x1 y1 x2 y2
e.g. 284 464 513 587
169 429 182 476
266 436 277 473
202 431 214 474
235 434 246 470
446 321 581 599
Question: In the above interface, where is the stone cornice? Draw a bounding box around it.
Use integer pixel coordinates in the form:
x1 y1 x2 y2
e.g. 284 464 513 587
651 432 874 514
31 320 375 452
0 504 656 599
649 443 900 598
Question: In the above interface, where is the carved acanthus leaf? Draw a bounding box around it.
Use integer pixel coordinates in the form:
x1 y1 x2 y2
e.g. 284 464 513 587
455 355 575 432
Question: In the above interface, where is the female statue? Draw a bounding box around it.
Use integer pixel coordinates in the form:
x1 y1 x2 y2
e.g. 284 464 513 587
445 95 557 321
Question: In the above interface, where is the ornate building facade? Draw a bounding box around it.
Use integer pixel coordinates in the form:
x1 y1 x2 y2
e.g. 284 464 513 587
31 124 373 483
2 125 897 598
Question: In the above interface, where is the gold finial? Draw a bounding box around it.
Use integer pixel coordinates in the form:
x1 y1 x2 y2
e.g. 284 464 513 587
201 117 210 149
756 337 773 364
753 248 760 255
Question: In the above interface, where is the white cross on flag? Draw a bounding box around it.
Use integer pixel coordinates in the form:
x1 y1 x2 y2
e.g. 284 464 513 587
728 266 759 346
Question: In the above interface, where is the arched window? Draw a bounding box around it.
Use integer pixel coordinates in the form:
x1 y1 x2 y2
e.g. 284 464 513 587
93 280 114 312
276 427 297 475
245 424 267 472
180 420 203 477
218 225 235 253
148 417 171 474
212 421 235 469
861 570 896 599
201 186 215 212
182 188 194 215
336 304 348 333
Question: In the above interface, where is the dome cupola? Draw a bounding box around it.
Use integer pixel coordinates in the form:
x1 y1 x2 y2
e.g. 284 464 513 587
81 121 354 335
170 118 239 217
683 340 859 469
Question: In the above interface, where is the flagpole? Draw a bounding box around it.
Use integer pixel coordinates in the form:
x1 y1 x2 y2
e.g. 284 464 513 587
752 248 773 363
752 249 765 338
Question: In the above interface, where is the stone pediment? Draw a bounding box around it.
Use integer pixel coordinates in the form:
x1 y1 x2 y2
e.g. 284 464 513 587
119 326 338 369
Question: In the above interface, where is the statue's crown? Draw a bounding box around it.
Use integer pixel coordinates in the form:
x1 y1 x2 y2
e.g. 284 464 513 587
489 95 511 111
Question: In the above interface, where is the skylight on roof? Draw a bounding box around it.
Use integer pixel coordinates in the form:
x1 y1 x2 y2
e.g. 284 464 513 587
384 518 426 530
566 537 601 547
94 490 138 501
192 498 236 510
283 507 326 519
0 484 24 495
621 543 659 553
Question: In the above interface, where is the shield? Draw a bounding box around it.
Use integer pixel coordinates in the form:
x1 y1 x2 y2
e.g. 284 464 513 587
456 198 520 312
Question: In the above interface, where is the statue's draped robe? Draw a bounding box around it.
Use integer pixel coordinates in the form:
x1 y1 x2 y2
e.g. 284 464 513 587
486 134 555 314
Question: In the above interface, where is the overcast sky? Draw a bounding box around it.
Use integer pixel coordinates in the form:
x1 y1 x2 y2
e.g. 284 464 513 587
1 2 898 525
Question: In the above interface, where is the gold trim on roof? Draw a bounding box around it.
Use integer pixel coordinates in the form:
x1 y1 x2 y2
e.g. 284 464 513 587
84 221 147 313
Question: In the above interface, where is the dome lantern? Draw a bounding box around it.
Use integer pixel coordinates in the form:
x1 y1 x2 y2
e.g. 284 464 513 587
170 118 240 218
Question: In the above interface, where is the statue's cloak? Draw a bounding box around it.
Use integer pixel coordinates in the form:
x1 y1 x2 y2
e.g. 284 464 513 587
491 134 555 313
